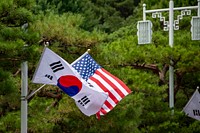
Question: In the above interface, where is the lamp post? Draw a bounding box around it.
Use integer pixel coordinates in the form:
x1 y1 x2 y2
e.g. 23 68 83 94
137 0 200 114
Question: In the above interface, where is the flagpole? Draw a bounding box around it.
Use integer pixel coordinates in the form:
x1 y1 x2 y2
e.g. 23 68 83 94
21 61 28 133
71 49 90 65
26 84 46 100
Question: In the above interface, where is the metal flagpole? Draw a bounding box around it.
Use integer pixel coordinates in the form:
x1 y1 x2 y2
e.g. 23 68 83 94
26 84 46 100
21 61 28 133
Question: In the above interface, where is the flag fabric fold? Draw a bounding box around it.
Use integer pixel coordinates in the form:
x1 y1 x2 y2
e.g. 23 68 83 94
183 89 200 121
72 52 131 117
32 47 108 116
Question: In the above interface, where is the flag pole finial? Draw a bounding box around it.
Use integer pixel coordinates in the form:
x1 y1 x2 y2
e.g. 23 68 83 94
197 86 200 93
87 49 91 52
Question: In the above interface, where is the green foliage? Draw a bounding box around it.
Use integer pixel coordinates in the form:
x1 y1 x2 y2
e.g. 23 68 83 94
1 0 200 132
0 0 34 26
0 112 20 132
30 11 105 61
0 68 20 121
0 68 18 95
35 0 140 33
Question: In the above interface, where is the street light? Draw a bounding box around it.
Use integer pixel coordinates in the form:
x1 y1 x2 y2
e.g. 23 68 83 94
137 0 200 114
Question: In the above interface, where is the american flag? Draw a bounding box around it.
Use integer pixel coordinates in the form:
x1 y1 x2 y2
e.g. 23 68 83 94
72 52 131 117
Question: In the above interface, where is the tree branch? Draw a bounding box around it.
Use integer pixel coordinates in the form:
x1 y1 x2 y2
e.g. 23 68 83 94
0 58 21 61
158 64 169 85
122 63 160 75
121 63 168 85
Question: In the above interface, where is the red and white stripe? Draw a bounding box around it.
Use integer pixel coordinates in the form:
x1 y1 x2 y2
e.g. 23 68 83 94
87 68 131 117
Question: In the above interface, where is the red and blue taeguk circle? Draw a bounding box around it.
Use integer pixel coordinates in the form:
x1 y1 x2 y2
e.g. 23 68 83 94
57 75 82 97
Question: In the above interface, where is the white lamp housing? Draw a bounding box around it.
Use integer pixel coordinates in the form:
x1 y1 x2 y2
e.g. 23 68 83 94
191 16 200 40
137 20 152 44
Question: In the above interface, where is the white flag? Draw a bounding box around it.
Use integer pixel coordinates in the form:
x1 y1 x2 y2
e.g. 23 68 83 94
183 89 200 121
32 47 108 116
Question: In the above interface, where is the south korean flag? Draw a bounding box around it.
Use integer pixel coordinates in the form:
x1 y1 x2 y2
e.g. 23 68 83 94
183 88 200 121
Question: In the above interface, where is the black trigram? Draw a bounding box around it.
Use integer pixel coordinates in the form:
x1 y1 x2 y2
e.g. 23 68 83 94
193 110 200 116
45 74 53 80
78 96 90 107
88 82 94 87
50 61 64 73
